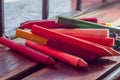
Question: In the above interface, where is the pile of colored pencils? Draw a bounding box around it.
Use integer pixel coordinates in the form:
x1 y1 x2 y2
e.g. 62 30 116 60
0 16 120 68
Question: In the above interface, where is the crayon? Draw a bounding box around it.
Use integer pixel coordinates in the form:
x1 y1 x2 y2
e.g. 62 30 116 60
52 29 109 37
0 37 56 65
15 29 98 62
20 18 98 29
25 40 88 67
56 16 120 34
31 25 112 56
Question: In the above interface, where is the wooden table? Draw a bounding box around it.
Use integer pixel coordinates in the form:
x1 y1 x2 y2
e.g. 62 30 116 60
0 47 120 80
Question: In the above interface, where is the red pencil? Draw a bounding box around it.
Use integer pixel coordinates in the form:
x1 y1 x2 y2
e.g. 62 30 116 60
25 40 88 67
47 38 98 62
20 20 67 29
77 17 98 23
0 37 56 65
20 18 98 29
69 35 114 47
31 25 112 56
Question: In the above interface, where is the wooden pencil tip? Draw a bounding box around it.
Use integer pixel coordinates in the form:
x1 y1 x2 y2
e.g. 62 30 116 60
104 47 120 56
111 49 120 56
102 49 113 56
78 59 88 67
46 57 56 65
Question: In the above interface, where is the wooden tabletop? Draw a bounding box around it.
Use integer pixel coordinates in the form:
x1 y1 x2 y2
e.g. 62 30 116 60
22 56 120 80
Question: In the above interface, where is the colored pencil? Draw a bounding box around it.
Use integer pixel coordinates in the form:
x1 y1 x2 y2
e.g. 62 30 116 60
56 16 120 34
46 38 98 62
31 25 113 56
0 37 56 65
16 29 47 45
25 40 88 67
52 29 109 37
72 35 114 47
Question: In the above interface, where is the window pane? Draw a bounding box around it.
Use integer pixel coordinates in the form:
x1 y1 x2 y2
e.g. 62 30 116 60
49 0 74 18
4 0 42 32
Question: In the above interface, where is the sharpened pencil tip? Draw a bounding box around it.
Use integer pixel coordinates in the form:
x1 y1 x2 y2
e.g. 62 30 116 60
46 57 56 65
78 59 88 67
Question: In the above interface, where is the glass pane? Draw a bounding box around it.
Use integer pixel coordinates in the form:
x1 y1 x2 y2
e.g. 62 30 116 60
49 0 75 18
4 0 42 32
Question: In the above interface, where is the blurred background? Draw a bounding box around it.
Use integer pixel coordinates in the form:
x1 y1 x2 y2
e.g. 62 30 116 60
3 0 118 36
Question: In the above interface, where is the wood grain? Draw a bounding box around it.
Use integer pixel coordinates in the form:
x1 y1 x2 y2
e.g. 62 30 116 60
22 56 120 80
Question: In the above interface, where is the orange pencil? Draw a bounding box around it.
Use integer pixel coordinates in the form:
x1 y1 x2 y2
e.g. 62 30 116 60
52 29 109 38
25 40 88 67
16 29 47 45
31 25 112 56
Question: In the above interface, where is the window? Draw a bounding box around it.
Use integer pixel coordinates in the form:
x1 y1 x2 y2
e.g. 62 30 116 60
0 0 118 38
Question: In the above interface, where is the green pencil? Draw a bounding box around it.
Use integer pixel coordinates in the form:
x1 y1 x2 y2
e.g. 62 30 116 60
56 16 120 34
